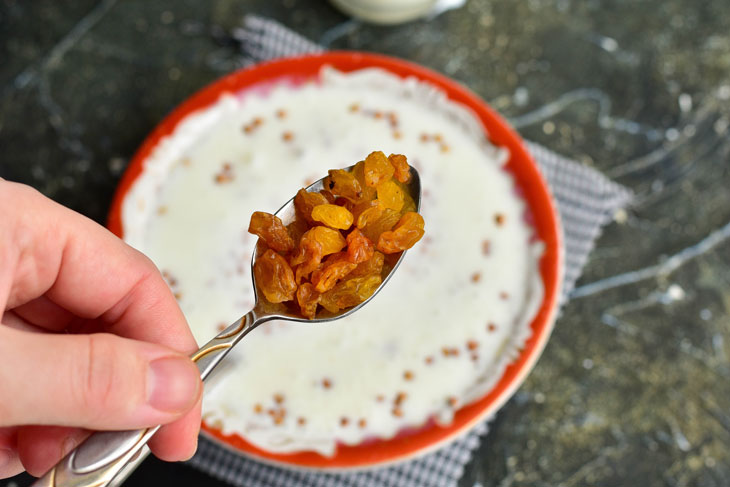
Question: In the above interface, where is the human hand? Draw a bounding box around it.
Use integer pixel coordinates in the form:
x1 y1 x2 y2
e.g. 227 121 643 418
0 180 203 478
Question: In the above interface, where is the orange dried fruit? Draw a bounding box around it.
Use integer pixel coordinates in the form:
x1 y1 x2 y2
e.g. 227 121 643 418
401 190 417 214
376 180 405 212
248 211 295 253
363 151 394 187
290 239 323 284
306 226 347 256
350 250 385 278
377 212 425 254
253 249 297 303
352 200 384 229
310 253 357 293
290 226 345 283
294 189 329 223
345 228 375 264
351 160 377 201
294 258 322 284
311 204 354 230
286 218 309 245
324 169 362 202
388 153 411 183
296 283 320 319
290 234 322 268
320 274 382 313
361 208 401 243
319 189 337 203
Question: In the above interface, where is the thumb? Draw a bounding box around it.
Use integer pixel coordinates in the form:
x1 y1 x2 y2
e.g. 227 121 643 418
0 327 202 430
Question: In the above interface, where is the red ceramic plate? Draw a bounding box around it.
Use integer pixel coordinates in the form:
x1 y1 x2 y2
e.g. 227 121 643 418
108 52 563 471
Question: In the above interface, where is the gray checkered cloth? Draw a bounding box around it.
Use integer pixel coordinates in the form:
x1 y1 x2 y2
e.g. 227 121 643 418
186 15 633 487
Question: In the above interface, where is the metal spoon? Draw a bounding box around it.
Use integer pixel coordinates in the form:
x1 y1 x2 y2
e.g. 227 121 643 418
31 165 421 487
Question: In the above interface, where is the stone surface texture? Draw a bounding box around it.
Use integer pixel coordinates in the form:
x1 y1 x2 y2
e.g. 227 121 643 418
1 0 729 486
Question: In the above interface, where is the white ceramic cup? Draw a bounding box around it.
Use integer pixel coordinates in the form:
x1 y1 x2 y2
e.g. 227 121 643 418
329 0 439 24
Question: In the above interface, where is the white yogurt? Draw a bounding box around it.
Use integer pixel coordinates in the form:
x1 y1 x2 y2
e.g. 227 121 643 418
122 67 543 456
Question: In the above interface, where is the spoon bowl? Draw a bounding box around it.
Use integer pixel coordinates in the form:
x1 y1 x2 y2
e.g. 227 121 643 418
251 163 421 323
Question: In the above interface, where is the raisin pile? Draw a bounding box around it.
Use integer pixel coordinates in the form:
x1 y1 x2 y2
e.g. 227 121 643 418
248 151 425 319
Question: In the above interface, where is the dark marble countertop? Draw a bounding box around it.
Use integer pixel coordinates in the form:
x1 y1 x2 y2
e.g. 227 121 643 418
1 1 729 486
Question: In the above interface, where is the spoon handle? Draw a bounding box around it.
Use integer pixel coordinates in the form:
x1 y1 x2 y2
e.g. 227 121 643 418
192 310 258 381
30 310 260 487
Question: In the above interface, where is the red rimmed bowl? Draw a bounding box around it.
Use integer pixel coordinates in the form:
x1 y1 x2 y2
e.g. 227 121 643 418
108 51 563 471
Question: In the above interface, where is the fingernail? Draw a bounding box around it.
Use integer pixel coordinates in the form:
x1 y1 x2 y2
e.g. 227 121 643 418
147 357 200 413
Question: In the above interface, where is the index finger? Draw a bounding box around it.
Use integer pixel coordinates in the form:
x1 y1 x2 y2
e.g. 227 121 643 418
1 180 197 354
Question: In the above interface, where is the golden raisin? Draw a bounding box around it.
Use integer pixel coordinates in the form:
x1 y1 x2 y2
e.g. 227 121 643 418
351 160 377 201
286 218 309 245
324 169 362 202
388 153 411 183
296 283 320 319
292 227 346 265
311 204 354 230
401 190 418 214
319 189 337 203
294 188 329 223
361 208 401 243
307 226 346 255
333 196 354 211
290 234 323 283
346 228 375 264
376 180 405 212
253 249 297 303
363 151 394 187
349 250 385 278
377 212 425 254
290 226 345 282
248 211 295 253
310 253 357 293
352 200 384 229
319 274 382 313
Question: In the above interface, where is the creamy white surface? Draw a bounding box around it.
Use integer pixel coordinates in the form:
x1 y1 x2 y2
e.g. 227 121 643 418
123 68 543 456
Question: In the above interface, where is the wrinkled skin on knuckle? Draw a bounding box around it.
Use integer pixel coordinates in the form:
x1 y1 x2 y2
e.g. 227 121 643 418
75 334 139 425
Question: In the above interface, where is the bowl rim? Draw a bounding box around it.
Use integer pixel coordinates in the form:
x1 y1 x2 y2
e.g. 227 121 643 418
107 51 564 472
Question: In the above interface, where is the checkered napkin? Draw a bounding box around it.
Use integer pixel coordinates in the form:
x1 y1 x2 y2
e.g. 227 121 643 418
186 15 633 487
